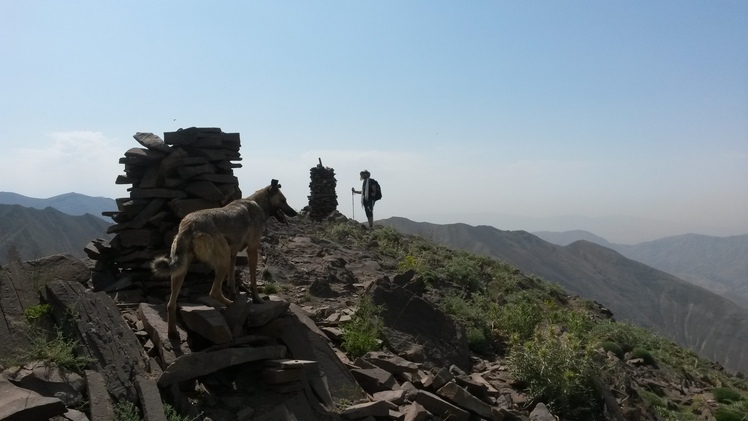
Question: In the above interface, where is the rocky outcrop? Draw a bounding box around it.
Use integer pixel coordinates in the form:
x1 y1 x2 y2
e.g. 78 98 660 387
0 254 89 357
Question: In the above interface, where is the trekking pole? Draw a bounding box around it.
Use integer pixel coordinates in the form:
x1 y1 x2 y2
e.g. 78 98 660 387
351 189 355 219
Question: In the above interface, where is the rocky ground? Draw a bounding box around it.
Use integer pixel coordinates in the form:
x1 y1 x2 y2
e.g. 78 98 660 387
0 211 737 420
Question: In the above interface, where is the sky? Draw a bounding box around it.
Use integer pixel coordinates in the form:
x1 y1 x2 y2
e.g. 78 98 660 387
1 1 746 243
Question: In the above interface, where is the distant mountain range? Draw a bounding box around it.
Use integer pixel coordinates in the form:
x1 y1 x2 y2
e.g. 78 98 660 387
0 204 112 265
381 217 748 374
0 192 116 221
534 230 748 309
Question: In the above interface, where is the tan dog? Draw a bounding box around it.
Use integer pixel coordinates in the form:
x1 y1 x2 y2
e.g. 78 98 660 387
151 179 297 337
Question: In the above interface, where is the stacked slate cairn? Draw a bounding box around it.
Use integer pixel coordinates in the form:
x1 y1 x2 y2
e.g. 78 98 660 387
307 158 338 221
86 128 242 293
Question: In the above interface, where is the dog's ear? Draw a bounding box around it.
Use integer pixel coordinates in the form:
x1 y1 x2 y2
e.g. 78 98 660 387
270 179 281 191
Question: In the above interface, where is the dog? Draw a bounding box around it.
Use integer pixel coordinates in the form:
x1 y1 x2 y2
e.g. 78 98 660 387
151 179 297 338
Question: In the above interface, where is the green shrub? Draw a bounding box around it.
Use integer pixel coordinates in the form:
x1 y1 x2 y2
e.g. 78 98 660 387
713 387 742 404
262 283 278 295
114 401 141 421
24 303 51 322
466 326 491 354
498 301 543 342
7 328 94 373
341 296 383 358
507 329 596 415
638 389 666 407
631 348 656 366
714 407 744 421
598 342 624 359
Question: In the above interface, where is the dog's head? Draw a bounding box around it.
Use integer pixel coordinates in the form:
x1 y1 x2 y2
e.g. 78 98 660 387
267 179 297 223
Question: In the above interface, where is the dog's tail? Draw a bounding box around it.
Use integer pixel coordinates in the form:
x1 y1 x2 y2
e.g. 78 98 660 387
151 229 192 278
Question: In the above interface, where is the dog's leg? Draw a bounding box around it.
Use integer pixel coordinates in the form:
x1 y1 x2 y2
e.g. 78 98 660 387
167 273 186 338
208 262 233 306
226 253 237 300
248 244 263 303
204 238 233 306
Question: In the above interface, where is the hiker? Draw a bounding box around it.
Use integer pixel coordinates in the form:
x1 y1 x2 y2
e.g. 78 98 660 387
351 170 381 229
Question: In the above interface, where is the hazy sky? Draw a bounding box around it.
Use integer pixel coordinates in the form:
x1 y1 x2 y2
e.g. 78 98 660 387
1 2 746 242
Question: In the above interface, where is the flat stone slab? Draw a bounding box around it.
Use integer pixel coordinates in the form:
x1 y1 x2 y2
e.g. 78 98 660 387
180 304 232 344
415 390 470 421
436 381 493 419
158 345 287 387
279 304 366 404
246 299 291 328
138 303 191 368
0 377 66 420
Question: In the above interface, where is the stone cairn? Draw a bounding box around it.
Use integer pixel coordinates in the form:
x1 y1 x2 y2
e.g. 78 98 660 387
85 128 242 292
307 158 338 221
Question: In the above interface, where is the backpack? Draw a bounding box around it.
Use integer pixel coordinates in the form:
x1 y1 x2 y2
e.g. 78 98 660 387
369 178 382 201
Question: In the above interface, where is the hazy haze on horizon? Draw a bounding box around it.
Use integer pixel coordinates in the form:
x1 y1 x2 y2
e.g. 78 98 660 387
1 2 746 243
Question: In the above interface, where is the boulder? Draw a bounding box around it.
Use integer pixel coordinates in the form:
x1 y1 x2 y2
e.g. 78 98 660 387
436 381 494 419
7 361 85 407
414 390 470 421
370 283 470 371
157 345 287 387
179 304 232 344
350 368 397 394
43 280 147 402
278 304 367 404
0 377 66 421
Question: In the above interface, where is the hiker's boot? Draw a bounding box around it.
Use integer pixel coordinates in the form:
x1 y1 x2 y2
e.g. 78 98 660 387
367 216 374 229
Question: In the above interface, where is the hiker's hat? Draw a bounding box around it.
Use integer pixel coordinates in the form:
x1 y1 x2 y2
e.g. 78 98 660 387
360 170 370 177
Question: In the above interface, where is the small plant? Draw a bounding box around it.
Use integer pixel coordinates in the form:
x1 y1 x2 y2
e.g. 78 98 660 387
261 268 273 282
598 341 625 359
466 326 491 354
638 389 666 408
24 303 51 322
713 387 742 404
498 301 543 343
631 348 657 366
398 254 421 273
341 296 383 358
18 328 94 372
262 283 278 295
165 403 201 421
714 407 744 421
114 401 141 421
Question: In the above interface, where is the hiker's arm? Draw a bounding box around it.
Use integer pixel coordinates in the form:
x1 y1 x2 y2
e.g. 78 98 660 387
351 187 361 194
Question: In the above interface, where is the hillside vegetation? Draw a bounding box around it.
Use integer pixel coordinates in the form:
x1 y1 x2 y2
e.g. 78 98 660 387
296 217 748 419
381 217 748 376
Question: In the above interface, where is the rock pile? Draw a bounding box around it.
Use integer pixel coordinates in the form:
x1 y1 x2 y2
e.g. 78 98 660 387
85 128 243 292
307 159 338 221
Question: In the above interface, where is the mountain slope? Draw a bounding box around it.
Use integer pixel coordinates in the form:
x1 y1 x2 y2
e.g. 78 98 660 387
532 229 615 247
535 230 748 308
380 216 748 374
0 192 116 220
0 204 112 265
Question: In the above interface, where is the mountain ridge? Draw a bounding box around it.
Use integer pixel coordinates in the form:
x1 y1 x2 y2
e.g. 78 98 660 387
534 229 748 309
0 191 115 221
380 216 748 374
0 204 112 265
